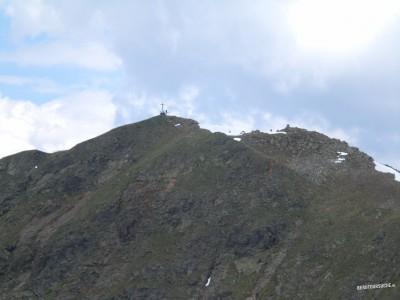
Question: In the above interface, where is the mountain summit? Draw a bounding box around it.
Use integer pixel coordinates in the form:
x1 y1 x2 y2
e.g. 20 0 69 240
0 115 399 299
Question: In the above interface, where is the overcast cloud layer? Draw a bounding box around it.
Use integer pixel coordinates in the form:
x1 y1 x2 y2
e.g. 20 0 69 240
0 0 399 168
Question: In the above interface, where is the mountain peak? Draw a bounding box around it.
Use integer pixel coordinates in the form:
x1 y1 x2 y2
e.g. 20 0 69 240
0 115 399 299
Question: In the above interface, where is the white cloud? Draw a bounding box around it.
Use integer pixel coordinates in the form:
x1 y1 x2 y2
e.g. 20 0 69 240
1 0 121 71
4 0 64 39
3 0 108 40
2 1 399 90
0 75 64 94
0 41 122 71
0 90 117 158
285 0 400 55
0 97 36 157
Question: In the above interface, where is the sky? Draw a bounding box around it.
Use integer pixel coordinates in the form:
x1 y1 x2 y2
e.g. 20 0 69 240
0 0 399 168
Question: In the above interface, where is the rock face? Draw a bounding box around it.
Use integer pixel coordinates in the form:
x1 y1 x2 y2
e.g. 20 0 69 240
0 115 399 299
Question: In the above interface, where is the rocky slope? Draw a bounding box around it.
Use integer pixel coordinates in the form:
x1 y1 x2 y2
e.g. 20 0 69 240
0 115 399 299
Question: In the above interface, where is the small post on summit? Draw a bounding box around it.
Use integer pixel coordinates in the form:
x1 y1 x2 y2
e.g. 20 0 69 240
160 103 167 116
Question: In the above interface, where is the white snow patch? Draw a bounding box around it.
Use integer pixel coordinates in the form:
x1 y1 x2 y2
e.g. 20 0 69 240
374 161 400 182
174 123 181 127
268 131 287 135
34 165 38 169
205 277 211 287
233 137 241 142
335 151 348 164
335 158 345 164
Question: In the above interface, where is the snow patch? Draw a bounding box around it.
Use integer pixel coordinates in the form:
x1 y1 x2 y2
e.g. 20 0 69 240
335 158 345 163
34 165 38 169
374 161 400 182
205 277 211 287
174 123 181 127
233 137 241 142
335 151 348 164
268 131 287 135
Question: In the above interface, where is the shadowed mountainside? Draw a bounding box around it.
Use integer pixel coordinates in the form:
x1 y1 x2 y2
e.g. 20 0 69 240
0 115 399 299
